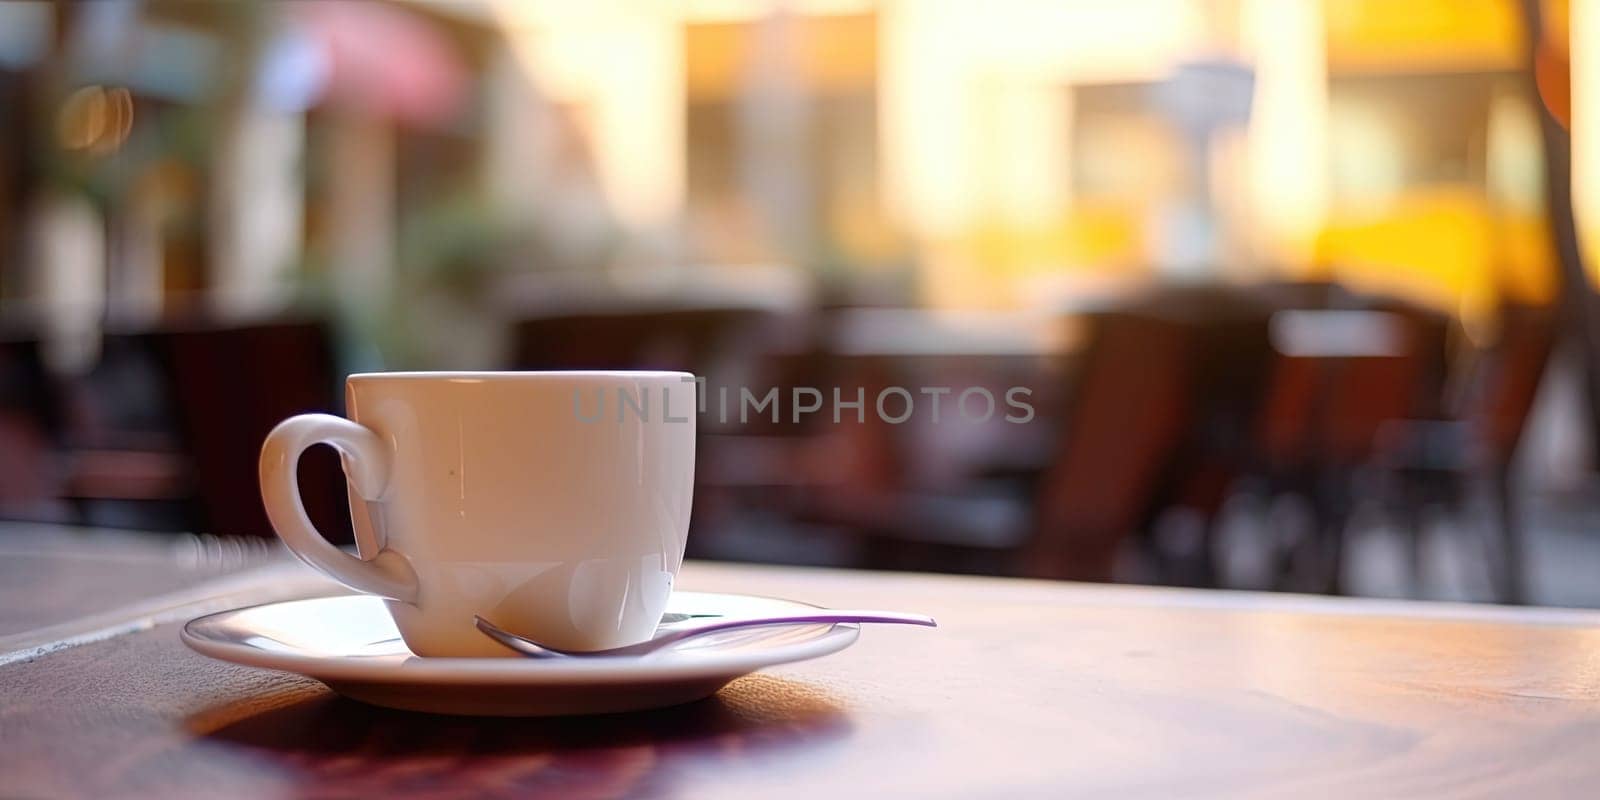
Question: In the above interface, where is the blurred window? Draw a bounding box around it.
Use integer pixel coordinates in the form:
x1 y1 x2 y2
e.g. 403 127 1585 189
1328 72 1510 209
684 12 883 265
1070 82 1184 204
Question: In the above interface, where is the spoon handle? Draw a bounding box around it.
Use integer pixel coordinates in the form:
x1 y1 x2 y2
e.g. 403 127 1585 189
477 610 936 658
647 610 937 653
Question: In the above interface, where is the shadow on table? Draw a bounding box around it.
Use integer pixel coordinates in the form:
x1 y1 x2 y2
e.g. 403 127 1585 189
185 674 852 796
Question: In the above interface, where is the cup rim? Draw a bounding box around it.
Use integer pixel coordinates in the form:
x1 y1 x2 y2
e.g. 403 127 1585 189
348 370 695 382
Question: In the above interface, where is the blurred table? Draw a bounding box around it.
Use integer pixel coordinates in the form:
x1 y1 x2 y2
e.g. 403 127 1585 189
828 308 1081 357
4 524 1600 798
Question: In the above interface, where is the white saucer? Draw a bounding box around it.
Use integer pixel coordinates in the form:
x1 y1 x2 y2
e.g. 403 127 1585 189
181 592 859 716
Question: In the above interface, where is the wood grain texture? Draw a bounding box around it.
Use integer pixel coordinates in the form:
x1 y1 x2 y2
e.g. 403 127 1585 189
5 535 1600 798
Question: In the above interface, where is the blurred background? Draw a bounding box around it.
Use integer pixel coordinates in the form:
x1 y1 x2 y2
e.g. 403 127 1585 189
2 0 1597 605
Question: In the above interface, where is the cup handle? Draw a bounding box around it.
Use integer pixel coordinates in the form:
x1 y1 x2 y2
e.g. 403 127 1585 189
260 413 418 603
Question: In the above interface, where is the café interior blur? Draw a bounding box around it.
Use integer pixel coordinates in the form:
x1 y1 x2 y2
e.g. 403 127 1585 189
1 0 1596 606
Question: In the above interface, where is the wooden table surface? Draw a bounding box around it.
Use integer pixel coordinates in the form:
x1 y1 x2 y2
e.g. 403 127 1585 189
4 524 1600 799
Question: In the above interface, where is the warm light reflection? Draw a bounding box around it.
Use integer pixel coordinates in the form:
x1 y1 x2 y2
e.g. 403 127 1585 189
56 85 133 155
1323 0 1520 71
487 1 684 228
1575 0 1600 270
883 0 1209 240
1244 0 1327 266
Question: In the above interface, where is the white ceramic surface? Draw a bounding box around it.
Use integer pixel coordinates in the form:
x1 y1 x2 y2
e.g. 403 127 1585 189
180 592 860 716
259 371 697 657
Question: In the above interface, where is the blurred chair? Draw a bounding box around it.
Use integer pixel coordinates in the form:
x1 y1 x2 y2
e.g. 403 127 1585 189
145 319 352 540
753 351 1035 574
1025 309 1200 581
1249 300 1451 593
53 333 191 526
1374 304 1557 603
1133 288 1276 586
511 307 779 377
0 337 68 521
39 319 351 538
1025 286 1281 584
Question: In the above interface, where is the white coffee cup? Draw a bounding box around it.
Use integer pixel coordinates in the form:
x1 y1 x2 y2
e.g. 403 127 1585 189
259 371 696 657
